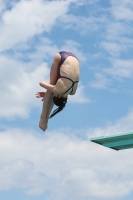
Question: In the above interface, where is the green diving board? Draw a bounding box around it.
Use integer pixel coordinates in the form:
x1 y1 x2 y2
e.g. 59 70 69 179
90 131 133 151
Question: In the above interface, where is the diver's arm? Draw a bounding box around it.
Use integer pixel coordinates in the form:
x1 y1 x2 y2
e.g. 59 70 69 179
39 80 67 94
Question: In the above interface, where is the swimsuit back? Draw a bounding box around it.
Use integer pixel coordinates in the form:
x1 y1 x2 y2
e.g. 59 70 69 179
57 51 79 94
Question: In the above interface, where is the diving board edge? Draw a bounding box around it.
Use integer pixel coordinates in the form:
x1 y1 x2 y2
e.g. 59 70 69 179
90 131 133 151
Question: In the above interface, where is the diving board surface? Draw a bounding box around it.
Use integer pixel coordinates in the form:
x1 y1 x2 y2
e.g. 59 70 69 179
90 131 133 151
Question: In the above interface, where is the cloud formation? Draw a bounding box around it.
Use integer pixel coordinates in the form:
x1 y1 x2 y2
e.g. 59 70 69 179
69 83 90 103
0 0 72 52
0 54 49 118
83 0 133 89
1 109 133 199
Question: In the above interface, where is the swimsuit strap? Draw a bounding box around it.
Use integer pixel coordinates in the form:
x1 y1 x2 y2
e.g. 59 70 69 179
60 76 79 94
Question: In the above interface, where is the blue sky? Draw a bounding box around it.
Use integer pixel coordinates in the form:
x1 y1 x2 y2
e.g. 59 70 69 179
0 0 133 199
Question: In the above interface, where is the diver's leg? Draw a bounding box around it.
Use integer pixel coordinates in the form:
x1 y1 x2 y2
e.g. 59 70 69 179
39 53 61 131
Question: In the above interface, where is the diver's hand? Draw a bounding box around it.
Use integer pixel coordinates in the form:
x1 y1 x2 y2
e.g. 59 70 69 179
36 92 46 101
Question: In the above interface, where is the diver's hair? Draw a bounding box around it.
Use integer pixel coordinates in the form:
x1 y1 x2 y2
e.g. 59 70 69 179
49 96 67 118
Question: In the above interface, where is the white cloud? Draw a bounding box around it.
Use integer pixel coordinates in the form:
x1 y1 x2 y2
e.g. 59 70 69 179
101 21 133 57
9 36 87 66
61 40 86 63
27 37 59 62
111 0 133 21
89 109 133 139
24 38 86 63
0 54 49 118
68 83 90 103
104 59 133 78
74 0 99 6
89 72 112 89
0 0 5 13
89 58 133 89
1 109 133 199
0 0 73 52
101 0 133 56
101 41 124 57
26 38 87 65
60 13 108 35
87 0 133 88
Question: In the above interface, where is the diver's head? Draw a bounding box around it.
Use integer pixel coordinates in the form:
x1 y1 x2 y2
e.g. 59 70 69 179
49 96 67 118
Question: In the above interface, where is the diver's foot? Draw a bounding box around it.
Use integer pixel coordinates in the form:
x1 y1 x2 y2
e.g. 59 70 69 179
39 122 48 131
39 117 48 131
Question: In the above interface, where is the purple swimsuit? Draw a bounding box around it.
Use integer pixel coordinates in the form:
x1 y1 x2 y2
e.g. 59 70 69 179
57 51 79 94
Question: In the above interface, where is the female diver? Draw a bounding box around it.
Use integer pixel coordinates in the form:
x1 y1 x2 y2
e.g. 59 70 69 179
36 51 80 131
